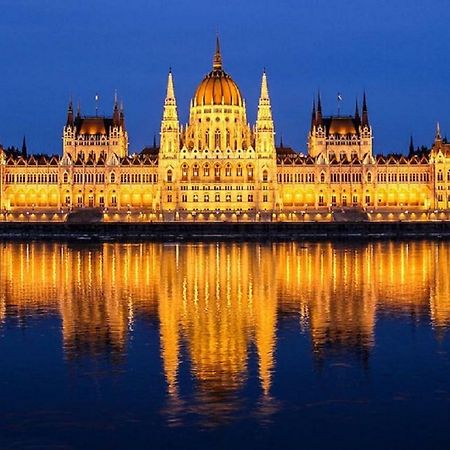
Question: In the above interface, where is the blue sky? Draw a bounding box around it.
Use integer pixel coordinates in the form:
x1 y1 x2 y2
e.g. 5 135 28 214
1 0 450 155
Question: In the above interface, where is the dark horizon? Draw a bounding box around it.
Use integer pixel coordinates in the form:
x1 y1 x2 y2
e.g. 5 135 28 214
1 0 450 156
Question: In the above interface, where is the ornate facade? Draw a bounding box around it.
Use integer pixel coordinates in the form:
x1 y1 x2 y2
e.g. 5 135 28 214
1 38 450 222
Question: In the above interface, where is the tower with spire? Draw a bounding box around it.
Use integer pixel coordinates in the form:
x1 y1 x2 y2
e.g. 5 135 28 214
62 94 128 162
255 70 276 157
159 69 179 159
308 92 372 160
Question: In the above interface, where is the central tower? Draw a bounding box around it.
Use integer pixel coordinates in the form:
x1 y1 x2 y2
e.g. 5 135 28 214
158 38 279 221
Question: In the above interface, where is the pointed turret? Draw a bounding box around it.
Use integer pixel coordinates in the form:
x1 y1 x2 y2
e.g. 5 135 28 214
113 91 120 126
362 92 369 127
355 99 360 124
311 99 316 129
21 136 27 157
436 122 442 141
66 98 74 126
316 92 323 127
213 35 222 70
409 135 415 155
160 68 179 157
256 69 275 156
119 101 125 128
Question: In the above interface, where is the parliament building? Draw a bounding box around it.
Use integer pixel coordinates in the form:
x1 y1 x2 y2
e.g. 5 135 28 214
1 39 450 223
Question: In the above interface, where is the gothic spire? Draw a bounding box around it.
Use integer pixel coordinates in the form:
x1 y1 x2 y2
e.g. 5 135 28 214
67 97 74 126
21 135 27 157
260 68 269 99
165 68 176 105
355 98 360 121
409 135 415 155
436 122 441 140
113 91 120 126
213 35 222 70
316 92 323 126
311 98 316 129
362 92 369 127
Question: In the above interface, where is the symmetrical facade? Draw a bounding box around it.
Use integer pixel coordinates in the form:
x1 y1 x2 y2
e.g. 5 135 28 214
1 39 450 222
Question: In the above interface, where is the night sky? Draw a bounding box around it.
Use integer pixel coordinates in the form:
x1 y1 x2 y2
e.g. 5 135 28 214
1 0 450 155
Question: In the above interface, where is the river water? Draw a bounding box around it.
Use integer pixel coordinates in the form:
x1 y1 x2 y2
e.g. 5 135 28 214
1 241 450 449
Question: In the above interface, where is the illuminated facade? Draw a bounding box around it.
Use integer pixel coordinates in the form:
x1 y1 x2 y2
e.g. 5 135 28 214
1 38 450 222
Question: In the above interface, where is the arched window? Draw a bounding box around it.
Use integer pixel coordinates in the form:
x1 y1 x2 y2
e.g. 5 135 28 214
320 172 325 183
215 129 221 148
205 130 209 148
262 170 268 182
193 164 199 178
182 164 188 181
438 170 443 182
225 164 232 177
110 172 116 183
214 164 221 180
226 130 231 148
247 165 254 181
236 165 242 177
63 172 68 183
167 169 173 183
367 172 372 183
203 164 210 177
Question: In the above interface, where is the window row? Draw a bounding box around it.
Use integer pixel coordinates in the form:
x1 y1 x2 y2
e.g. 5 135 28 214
6 173 58 184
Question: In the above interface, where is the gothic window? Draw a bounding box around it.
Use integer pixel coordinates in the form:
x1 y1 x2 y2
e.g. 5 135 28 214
215 129 221 148
110 172 116 183
318 195 325 206
320 172 325 183
63 172 68 183
225 164 232 177
236 165 242 177
214 164 221 180
205 130 209 148
438 170 443 182
182 164 188 181
203 164 210 177
226 130 231 148
247 165 254 181
204 194 209 202
167 169 173 183
262 170 268 182
367 172 372 183
193 164 199 178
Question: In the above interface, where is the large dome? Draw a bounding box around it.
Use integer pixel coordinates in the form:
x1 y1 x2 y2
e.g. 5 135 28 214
193 38 243 107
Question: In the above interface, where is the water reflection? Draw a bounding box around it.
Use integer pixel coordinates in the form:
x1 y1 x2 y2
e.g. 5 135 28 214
0 241 449 425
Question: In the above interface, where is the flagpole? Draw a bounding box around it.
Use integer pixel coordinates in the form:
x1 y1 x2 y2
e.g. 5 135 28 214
95 94 99 117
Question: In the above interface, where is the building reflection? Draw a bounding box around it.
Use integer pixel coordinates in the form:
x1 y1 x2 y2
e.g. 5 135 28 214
0 241 449 422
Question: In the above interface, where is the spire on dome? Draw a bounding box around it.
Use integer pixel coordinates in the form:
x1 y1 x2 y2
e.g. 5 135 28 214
213 35 222 70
